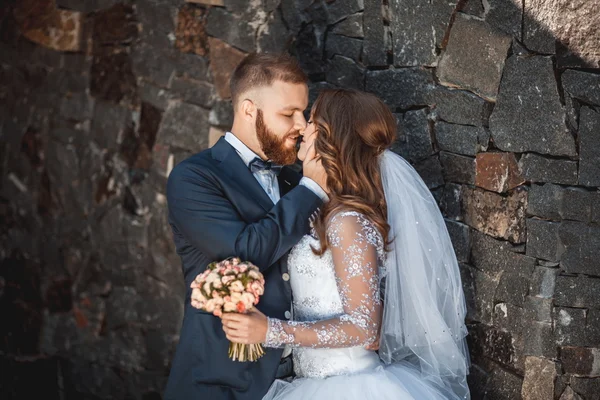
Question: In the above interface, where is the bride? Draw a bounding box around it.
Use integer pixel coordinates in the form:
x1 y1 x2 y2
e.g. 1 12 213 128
221 89 471 400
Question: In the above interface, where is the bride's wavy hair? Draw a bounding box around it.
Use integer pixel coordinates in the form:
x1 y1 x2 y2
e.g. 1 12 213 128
311 89 396 255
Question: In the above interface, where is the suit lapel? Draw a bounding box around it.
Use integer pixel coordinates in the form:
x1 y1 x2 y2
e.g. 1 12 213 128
277 165 302 197
211 137 274 212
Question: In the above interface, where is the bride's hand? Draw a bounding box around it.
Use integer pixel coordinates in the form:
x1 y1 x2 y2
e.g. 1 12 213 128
221 308 268 344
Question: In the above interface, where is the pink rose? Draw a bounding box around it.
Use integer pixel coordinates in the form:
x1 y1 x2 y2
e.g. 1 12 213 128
241 292 255 308
205 299 217 313
229 280 244 292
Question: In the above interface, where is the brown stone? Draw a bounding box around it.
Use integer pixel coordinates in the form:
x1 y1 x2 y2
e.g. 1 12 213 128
176 4 209 56
561 347 600 376
525 0 600 68
14 0 83 52
559 386 583 400
92 4 137 47
208 126 225 148
461 186 528 243
208 37 246 99
438 13 512 100
522 356 557 400
475 152 525 193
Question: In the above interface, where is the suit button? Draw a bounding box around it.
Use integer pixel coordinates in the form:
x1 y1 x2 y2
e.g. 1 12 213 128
284 311 291 319
282 273 290 281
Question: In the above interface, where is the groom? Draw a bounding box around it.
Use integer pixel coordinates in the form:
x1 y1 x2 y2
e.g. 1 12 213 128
163 53 328 400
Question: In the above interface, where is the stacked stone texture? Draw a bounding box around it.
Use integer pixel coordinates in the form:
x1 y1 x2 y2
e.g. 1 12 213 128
0 0 598 399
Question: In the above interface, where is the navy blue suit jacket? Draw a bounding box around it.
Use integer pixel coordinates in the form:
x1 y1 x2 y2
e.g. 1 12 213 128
164 137 322 400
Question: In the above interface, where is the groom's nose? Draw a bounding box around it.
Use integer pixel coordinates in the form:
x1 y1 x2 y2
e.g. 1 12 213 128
294 112 307 133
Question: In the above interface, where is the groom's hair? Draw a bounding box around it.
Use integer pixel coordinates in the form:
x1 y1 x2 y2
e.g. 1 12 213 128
230 53 307 108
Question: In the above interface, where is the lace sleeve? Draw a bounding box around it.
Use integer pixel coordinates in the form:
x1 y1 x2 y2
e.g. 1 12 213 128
264 212 383 349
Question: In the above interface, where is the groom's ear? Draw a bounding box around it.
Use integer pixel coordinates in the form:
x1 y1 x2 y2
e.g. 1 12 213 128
240 98 257 122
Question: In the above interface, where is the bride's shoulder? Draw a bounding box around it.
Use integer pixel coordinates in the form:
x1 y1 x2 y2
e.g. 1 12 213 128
327 210 384 250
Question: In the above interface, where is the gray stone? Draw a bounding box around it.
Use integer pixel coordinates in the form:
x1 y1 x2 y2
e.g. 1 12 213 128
60 92 95 121
327 0 364 24
413 155 444 189
131 45 176 88
462 0 484 17
325 34 363 62
495 271 530 307
156 101 209 153
470 325 520 373
325 55 365 90
521 356 557 400
561 188 594 222
492 302 523 334
562 70 600 106
208 99 234 128
332 12 363 38
523 321 557 359
431 87 491 127
519 153 578 185
169 77 215 108
390 0 457 66
445 220 471 263
461 263 498 321
529 266 558 299
91 101 131 150
523 296 552 323
526 219 562 262
579 107 600 187
471 230 536 276
439 183 463 220
554 307 590 347
570 377 600 400
435 122 487 156
440 151 475 185
257 10 290 53
136 0 176 50
206 7 255 52
559 221 600 276
522 0 556 53
555 275 600 309
173 53 211 82
365 68 435 110
362 0 387 66
489 56 576 156
527 184 563 220
438 13 512 100
485 363 524 400
485 0 523 39
138 81 172 111
393 109 434 163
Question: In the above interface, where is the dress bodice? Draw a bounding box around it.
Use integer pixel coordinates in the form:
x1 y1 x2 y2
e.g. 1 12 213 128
281 211 386 378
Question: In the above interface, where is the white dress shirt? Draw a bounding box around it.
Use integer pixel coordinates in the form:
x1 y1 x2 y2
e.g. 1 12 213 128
224 132 327 358
224 132 328 203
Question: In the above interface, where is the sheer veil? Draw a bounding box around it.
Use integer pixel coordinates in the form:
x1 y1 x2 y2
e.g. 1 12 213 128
378 150 471 399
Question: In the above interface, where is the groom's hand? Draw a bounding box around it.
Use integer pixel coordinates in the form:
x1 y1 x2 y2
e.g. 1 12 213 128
302 142 329 193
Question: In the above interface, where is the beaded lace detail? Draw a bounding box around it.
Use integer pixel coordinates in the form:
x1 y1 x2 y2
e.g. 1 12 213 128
265 211 385 352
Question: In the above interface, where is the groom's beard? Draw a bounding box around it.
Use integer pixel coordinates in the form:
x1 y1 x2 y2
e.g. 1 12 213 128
256 109 298 166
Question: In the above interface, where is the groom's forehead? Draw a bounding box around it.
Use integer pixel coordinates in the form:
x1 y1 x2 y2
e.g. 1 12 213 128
260 81 308 109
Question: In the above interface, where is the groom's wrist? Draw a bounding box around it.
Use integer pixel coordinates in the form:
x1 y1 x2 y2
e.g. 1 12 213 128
299 177 329 203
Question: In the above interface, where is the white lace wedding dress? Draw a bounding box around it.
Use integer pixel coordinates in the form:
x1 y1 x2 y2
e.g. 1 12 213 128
262 211 466 400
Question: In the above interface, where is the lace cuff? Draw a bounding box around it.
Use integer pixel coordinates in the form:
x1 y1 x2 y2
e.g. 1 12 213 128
264 317 294 348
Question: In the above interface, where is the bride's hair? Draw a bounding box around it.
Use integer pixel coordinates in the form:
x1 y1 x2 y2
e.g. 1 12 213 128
311 89 396 255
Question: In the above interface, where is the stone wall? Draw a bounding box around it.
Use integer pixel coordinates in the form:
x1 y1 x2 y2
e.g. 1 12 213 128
1 0 599 399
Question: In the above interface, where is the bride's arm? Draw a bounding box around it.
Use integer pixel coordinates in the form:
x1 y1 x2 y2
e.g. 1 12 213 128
264 213 382 349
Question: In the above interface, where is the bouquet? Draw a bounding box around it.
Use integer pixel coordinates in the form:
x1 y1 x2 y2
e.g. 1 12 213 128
190 257 266 362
